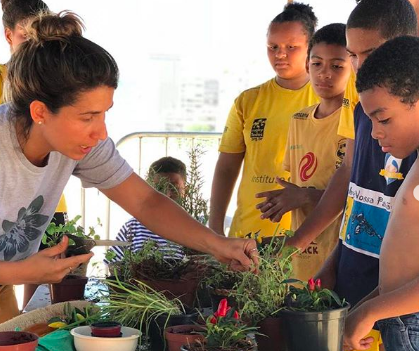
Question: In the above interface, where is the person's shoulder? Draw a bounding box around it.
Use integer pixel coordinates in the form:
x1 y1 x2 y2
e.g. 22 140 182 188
291 103 318 120
235 78 274 100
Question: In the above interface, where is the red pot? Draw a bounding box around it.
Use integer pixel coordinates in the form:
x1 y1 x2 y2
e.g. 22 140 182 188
90 322 122 337
0 332 38 351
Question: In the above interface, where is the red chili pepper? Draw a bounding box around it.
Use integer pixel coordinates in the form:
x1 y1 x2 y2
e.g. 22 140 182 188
233 311 239 320
210 316 217 324
315 278 321 290
217 298 228 317
308 278 315 291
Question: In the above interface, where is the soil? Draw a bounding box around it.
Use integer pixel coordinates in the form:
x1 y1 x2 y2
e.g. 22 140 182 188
184 339 255 351
0 333 37 346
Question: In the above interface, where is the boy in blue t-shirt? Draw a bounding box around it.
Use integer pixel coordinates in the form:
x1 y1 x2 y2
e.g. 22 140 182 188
344 35 419 351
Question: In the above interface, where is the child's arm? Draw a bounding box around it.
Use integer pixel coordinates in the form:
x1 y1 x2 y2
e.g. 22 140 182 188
256 177 324 223
344 279 419 350
314 241 340 289
287 139 354 249
209 152 244 236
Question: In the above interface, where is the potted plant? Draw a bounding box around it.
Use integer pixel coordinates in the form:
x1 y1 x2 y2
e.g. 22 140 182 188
164 324 205 351
278 278 349 351
108 239 201 307
44 216 101 303
201 259 244 313
104 273 199 350
234 233 295 351
181 298 257 351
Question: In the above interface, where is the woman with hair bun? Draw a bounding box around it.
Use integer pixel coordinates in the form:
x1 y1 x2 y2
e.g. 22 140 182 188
0 11 258 321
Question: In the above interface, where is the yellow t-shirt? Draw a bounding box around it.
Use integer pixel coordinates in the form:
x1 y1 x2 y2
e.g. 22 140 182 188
283 104 346 281
0 64 6 104
338 69 358 140
220 78 319 238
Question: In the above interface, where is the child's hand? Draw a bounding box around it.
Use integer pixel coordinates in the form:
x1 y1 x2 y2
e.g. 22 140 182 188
343 304 375 350
255 177 305 222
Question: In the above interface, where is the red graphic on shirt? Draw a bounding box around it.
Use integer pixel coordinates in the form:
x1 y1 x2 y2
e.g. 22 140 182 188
299 152 318 182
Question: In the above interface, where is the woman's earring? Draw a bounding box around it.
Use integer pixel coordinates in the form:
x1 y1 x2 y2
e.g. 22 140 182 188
38 121 42 125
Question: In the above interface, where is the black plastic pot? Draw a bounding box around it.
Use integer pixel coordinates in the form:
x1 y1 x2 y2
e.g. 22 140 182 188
256 317 286 351
149 308 199 351
277 303 350 351
49 275 88 303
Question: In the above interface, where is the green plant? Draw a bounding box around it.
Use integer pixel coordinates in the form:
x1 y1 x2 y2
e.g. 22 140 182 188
234 230 297 325
284 278 346 312
47 302 101 330
104 272 184 344
145 146 209 225
181 146 209 225
189 299 257 351
42 215 101 248
202 259 244 292
108 239 192 282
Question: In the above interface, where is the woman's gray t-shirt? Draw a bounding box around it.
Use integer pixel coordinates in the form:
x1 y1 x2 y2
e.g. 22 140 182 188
0 104 133 261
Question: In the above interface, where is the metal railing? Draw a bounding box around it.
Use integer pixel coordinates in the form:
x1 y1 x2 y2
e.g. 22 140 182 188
80 131 222 239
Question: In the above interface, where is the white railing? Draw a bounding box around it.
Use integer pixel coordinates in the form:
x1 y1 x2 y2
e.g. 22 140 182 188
79 132 222 240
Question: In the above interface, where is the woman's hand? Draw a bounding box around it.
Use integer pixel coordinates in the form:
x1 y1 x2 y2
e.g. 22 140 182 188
208 236 259 272
17 236 94 284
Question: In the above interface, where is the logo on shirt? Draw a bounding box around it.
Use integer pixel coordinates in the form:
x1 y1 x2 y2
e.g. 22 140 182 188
292 112 309 120
342 97 350 109
379 153 404 185
299 152 317 182
250 118 267 141
336 139 346 169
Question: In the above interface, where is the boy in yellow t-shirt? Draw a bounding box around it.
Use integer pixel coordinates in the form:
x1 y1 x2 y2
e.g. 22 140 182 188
256 23 351 280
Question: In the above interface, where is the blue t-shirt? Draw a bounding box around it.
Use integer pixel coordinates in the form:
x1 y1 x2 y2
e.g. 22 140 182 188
335 103 417 306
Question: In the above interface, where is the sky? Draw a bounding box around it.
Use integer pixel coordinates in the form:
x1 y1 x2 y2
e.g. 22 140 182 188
0 0 357 140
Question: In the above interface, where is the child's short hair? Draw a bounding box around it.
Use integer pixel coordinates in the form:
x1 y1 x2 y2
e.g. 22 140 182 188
270 2 318 41
356 36 419 106
307 23 346 56
149 157 187 179
348 0 417 40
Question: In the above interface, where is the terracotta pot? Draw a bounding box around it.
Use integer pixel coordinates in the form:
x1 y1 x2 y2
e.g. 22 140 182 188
164 324 205 351
256 317 286 351
141 278 199 308
49 275 88 303
0 332 38 351
149 309 199 351
90 321 122 337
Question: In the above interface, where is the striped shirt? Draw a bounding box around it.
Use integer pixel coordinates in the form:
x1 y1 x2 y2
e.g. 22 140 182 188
106 217 185 262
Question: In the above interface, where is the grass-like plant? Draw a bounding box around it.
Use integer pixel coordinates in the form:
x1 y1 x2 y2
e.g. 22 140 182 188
104 272 185 344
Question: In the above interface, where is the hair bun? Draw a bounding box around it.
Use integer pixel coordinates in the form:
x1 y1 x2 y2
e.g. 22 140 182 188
25 10 85 44
1 0 12 11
